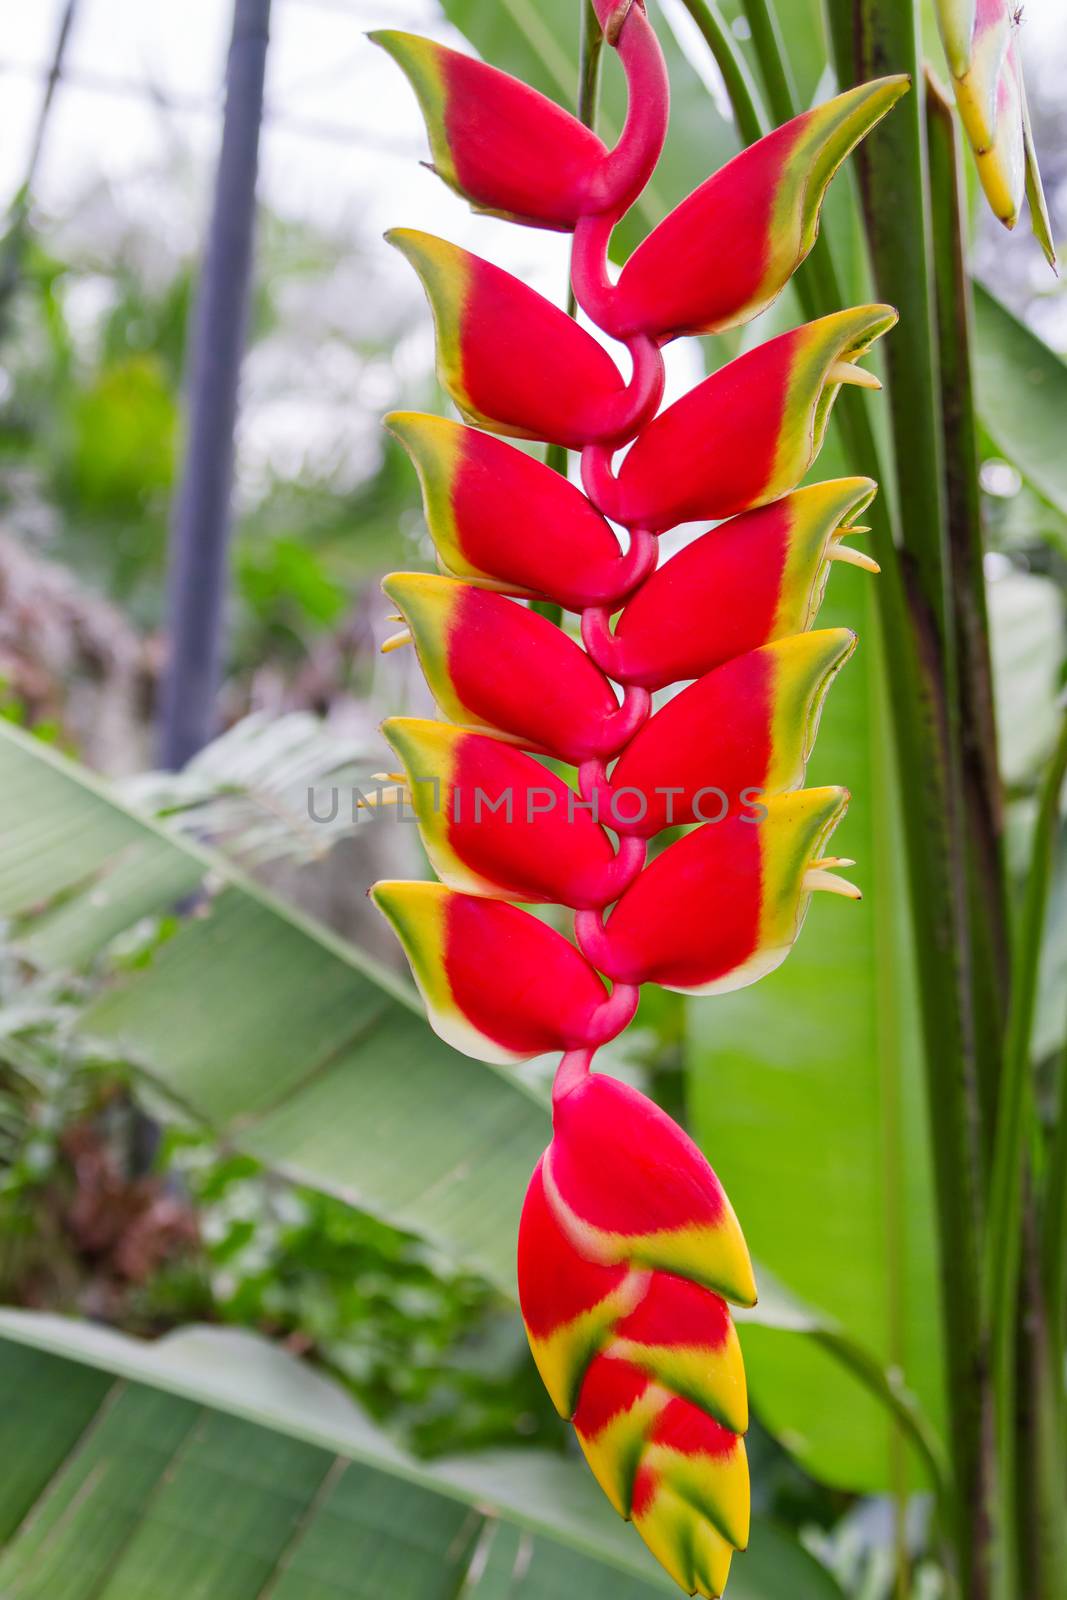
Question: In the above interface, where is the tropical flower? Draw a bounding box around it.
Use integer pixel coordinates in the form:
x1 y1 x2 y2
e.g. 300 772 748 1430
934 0 1055 265
374 5 903 1591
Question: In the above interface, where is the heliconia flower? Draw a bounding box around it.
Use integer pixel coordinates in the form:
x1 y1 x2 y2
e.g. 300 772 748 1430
374 11 902 1588
575 788 855 992
385 412 654 609
388 230 663 447
585 306 896 531
380 573 649 763
371 32 611 231
517 1071 753 1596
590 78 908 341
935 0 1055 264
583 479 877 689
381 717 646 909
370 881 637 1063
599 630 856 837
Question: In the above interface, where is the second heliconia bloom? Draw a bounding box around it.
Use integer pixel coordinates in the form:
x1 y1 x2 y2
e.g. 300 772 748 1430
933 0 1055 264
372 7 903 1593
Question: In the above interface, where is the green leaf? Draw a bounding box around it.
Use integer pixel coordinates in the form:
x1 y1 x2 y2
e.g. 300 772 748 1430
688 552 946 1494
438 0 739 256
974 283 1067 522
0 1313 843 1599
988 569 1066 788
0 721 549 1296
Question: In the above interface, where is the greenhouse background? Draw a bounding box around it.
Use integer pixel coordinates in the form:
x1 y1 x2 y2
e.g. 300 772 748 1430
1 1 1066 1596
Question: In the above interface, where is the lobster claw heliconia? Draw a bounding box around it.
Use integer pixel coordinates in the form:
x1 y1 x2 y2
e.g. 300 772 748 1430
372 4 902 1591
518 1072 755 1596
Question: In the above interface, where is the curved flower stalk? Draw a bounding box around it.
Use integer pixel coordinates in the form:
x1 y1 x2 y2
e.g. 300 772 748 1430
934 0 1056 266
373 6 904 1593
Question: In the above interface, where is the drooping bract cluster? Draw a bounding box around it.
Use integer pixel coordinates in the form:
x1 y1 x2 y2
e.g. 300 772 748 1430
934 0 1055 265
372 6 904 1593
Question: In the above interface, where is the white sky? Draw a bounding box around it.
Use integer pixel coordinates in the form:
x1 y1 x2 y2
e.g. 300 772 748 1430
1 0 1063 480
3 0 1064 309
0 0 568 305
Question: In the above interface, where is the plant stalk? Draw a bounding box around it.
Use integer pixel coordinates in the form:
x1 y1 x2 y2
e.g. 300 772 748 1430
731 1 996 1589
677 0 768 146
925 70 1011 1136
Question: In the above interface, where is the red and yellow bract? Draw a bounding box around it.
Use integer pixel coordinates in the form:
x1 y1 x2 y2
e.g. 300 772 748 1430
373 6 905 1591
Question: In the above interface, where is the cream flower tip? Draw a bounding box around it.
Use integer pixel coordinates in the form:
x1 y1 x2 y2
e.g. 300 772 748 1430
804 867 862 900
828 359 882 391
829 545 881 573
381 628 414 653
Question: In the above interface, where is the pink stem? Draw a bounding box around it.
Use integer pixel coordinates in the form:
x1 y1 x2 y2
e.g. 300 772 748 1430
575 907 613 970
553 6 668 1080
579 757 607 802
590 978 640 1044
592 334 664 444
587 2 669 217
582 604 619 677
602 682 650 749
587 831 647 905
611 527 657 599
552 1048 595 1105
571 213 618 332
582 442 624 522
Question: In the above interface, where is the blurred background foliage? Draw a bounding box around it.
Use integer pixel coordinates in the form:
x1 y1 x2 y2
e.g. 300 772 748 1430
0 1 1066 1596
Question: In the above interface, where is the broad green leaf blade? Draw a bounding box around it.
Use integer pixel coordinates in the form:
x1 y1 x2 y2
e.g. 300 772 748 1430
974 283 1067 522
688 555 945 1493
438 0 739 257
739 1273 947 1501
0 1314 843 1599
0 722 549 1295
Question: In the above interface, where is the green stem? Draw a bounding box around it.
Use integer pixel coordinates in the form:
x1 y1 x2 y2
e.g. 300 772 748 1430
739 0 799 125
990 715 1067 1243
676 0 768 146
925 71 1010 1139
1043 982 1067 1378
704 1 993 1589
825 9 996 1593
986 708 1067 1592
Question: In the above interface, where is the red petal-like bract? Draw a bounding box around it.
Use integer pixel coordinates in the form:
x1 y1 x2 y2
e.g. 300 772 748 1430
372 10 901 1591
386 411 654 609
373 31 610 230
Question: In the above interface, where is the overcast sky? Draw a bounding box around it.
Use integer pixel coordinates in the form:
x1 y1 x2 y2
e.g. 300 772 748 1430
3 0 1065 312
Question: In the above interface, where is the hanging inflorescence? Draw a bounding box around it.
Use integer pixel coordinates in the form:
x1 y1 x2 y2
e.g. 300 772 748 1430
372 6 905 1594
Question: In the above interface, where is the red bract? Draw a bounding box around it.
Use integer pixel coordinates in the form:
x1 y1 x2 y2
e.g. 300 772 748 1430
387 230 663 446
586 306 896 531
374 8 903 1591
581 479 876 688
386 412 655 609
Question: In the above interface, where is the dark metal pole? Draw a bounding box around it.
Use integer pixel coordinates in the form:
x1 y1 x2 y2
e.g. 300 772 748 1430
0 0 79 329
158 0 271 769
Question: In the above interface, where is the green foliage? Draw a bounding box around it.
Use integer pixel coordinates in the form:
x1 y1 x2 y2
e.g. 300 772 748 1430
60 354 177 515
0 1323 847 1598
161 1135 561 1458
